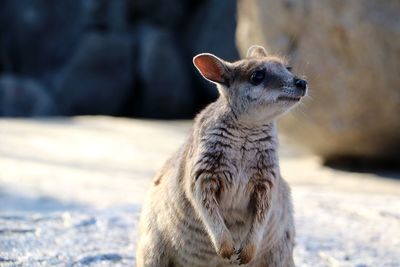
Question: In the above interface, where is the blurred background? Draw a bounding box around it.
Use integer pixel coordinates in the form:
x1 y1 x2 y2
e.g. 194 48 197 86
0 0 238 119
0 0 399 165
0 0 399 266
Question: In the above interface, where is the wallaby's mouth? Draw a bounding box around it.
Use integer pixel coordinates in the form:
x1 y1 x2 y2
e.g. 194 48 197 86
277 95 302 102
279 86 307 102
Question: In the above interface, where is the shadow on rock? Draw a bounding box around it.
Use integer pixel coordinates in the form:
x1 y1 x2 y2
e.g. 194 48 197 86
324 156 400 180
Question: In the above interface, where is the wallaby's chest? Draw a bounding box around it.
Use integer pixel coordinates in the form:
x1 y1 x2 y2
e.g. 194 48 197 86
201 126 278 177
217 143 276 204
199 125 278 231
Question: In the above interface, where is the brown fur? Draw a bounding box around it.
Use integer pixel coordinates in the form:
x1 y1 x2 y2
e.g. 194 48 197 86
136 45 307 267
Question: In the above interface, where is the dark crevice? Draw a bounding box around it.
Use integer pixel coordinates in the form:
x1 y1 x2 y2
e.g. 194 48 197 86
324 156 400 179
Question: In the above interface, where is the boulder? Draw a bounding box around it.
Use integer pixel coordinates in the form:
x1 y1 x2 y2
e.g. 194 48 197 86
130 0 189 29
236 0 400 161
184 0 239 99
0 0 131 82
84 0 130 32
0 0 85 81
135 25 193 118
0 75 55 116
55 33 134 115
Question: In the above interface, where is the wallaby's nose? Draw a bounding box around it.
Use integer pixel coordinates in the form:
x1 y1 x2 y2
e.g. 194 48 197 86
294 78 307 91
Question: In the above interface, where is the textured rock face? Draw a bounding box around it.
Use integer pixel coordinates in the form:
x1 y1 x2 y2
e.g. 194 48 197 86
136 25 192 118
236 0 400 160
0 0 238 118
55 33 134 116
0 75 55 116
0 1 85 80
130 0 189 29
184 0 239 99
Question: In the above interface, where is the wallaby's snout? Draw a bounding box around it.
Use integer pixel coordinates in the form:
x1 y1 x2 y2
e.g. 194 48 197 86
294 77 307 92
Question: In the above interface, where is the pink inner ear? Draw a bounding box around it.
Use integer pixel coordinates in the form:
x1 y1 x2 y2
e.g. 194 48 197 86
194 55 225 83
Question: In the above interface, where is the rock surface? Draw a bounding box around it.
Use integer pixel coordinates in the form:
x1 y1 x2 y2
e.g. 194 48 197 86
0 117 399 266
0 0 239 118
0 75 55 116
0 0 84 81
55 33 134 116
135 25 192 118
130 0 189 29
236 0 400 160
184 0 239 100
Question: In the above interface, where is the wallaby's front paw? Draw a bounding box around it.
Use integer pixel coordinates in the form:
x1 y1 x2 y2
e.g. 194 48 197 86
216 231 236 259
237 242 257 265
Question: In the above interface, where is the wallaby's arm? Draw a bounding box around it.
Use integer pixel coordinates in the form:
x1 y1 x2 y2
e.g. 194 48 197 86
190 146 237 259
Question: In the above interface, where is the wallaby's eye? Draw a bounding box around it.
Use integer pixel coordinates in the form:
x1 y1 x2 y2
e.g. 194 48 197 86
286 66 292 72
249 69 265 85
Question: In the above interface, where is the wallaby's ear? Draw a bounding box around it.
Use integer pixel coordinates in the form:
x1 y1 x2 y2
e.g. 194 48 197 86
193 53 230 85
246 45 268 58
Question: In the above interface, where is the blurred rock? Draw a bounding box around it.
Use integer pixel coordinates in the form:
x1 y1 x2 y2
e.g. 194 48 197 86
0 0 131 80
55 33 134 115
130 0 189 29
185 0 238 61
0 0 85 81
0 75 55 116
84 0 130 32
184 0 239 99
236 0 400 160
136 25 193 118
0 0 239 118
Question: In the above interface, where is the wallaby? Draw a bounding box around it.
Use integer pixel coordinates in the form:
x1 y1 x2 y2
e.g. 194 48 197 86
136 45 307 267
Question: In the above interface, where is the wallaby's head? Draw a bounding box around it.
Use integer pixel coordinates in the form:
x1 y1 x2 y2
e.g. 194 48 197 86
193 45 307 124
